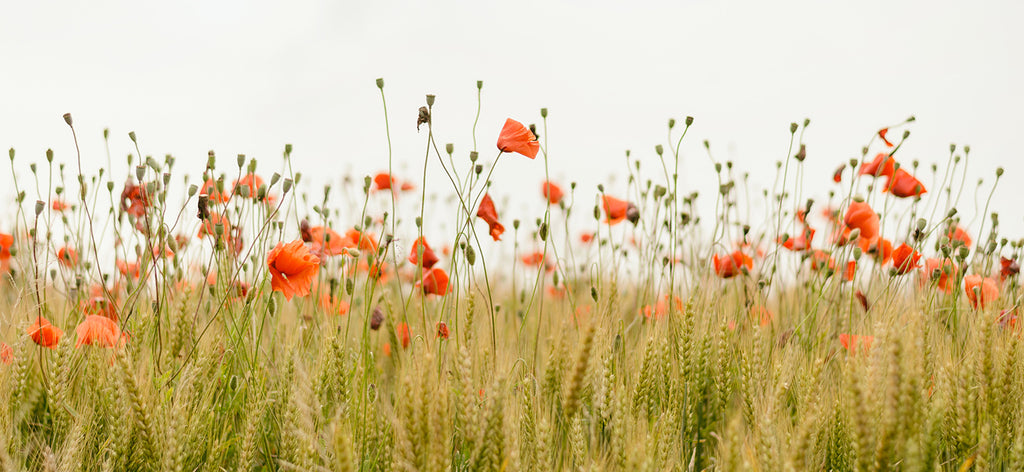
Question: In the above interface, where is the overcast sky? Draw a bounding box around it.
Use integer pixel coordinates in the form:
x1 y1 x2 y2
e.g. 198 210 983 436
2 0 1022 239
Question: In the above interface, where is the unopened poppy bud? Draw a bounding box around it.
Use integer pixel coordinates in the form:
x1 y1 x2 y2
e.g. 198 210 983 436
902 130 910 139
34 200 44 216
475 164 483 175
790 122 798 134
593 205 600 220
163 173 171 185
655 144 663 156
414 217 422 228
539 223 548 241
469 151 478 162
346 248 360 258
848 228 861 241
714 163 722 173
270 173 280 186
626 203 640 225
425 94 435 106
135 165 146 181
853 247 863 259
238 185 250 198
466 244 476 265
282 179 293 194
917 218 926 231
685 116 694 126
8 148 13 161
107 181 114 192
959 246 970 260
946 208 957 218
964 145 971 154
597 184 605 192
128 131 137 143
376 77 384 89
247 159 257 173
668 118 675 129
591 286 598 301
513 219 520 230
703 140 710 149
996 167 1004 177
236 154 245 168
540 107 548 118
364 215 372 228
445 143 454 155
803 118 810 127
552 271 559 286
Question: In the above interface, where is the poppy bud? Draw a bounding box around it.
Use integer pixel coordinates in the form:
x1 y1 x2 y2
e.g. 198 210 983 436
163 173 171 185
446 143 454 155
282 179 293 194
848 229 860 241
476 80 483 90
917 218 927 231
376 77 384 89
668 118 676 129
239 185 250 199
513 219 520 230
946 208 957 218
466 244 476 265
370 307 384 330
425 94 435 106
128 131 137 143
247 159 257 173
996 167 1004 177
790 123 798 134
285 143 293 155
268 296 277 315
8 148 13 161
964 145 971 154
655 144 663 156
626 203 640 225
415 217 422 228
853 247 863 259
958 247 969 260
540 108 548 118
539 223 548 241
345 278 354 295
902 130 910 139
593 205 600 220
347 248 360 258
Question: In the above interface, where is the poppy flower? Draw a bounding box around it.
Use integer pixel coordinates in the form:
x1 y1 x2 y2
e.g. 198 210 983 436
199 178 230 203
602 195 630 225
81 296 119 321
75 315 123 349
198 211 233 242
779 227 815 251
869 238 894 265
436 321 450 339
0 343 12 365
120 180 150 219
408 237 439 269
964 274 999 309
883 169 927 198
922 258 958 293
839 333 874 355
946 225 972 248
750 305 774 326
580 232 595 244
309 226 348 257
57 246 78 268
809 250 836 272
400 181 415 192
477 194 505 241
28 316 62 349
233 173 264 199
890 243 922 275
998 309 1018 330
833 164 845 183
641 295 684 320
318 293 350 316
0 233 12 266
859 153 896 179
712 250 753 278
419 268 449 296
373 172 398 191
496 118 539 159
116 259 140 279
1000 257 1020 281
844 201 879 241
267 240 321 300
542 182 564 205
345 228 379 254
842 260 857 282
878 128 895 147
396 322 412 349
51 199 69 212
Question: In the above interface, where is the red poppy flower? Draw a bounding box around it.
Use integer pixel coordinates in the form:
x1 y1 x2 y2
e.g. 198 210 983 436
75 315 124 349
521 251 555 272
883 169 927 198
318 293 350 316
28 316 63 349
602 195 630 225
839 333 873 355
946 225 972 248
57 246 78 268
580 232 595 244
233 173 264 199
859 153 896 179
477 194 505 241
373 172 397 191
964 274 999 309
779 227 815 251
890 243 921 275
844 201 879 241
842 260 857 282
922 258 958 293
408 236 439 269
396 322 411 349
436 321 450 339
345 228 379 253
712 250 753 278
81 295 119 321
120 180 150 219
199 178 230 203
751 305 774 326
1000 257 1020 281
116 259 140 279
641 295 683 320
267 240 321 300
878 128 895 147
309 226 348 257
809 250 836 272
542 181 564 205
869 238 894 265
496 118 539 159
0 233 12 265
0 343 12 365
419 268 449 296
51 199 69 212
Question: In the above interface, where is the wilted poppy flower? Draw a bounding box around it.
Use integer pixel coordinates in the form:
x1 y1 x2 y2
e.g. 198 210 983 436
890 243 922 275
859 153 896 179
346 228 379 253
602 195 631 225
28 316 62 349
922 258 958 293
496 118 539 159
878 128 895 147
712 250 753 278
839 333 873 355
233 173 264 199
419 268 449 296
946 225 972 248
542 182 564 205
0 343 12 364
120 180 150 219
116 259 140 279
75 315 123 349
318 293 350 316
267 240 321 300
56 246 78 268
199 178 230 203
1000 257 1020 281
883 169 927 198
51 199 69 212
477 194 505 241
436 321 450 339
964 274 999 309
408 237 439 269
844 201 879 241
396 322 411 349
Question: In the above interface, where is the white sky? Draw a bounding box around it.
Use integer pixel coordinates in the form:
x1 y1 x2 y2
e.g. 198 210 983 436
2 0 1022 240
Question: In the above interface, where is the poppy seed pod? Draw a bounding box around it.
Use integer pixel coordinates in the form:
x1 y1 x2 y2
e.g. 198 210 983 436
626 203 640 225
370 306 384 330
375 78 384 89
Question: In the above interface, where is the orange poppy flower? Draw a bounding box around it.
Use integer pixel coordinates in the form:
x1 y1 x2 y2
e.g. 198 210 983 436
883 168 926 198
75 315 123 349
602 195 630 225
0 233 12 265
408 237 439 269
233 173 264 199
0 343 12 365
28 316 63 349
116 259 140 279
51 199 69 212
964 274 999 309
1000 257 1020 281
309 226 348 257
199 178 230 203
922 257 958 293
844 201 879 241
542 182 564 205
890 243 921 274
842 260 857 282
878 128 895 147
120 180 150 218
396 322 411 349
859 153 896 179
346 228 379 253
267 240 321 300
436 321 450 339
751 305 774 326
946 225 972 248
779 227 815 251
57 246 79 268
198 211 233 241
869 238 894 264
81 295 119 321
477 194 505 241
373 172 397 191
839 333 873 355
641 295 683 320
580 232 595 244
419 268 449 296
318 293 350 316
809 250 836 272
712 250 753 278
496 118 539 159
